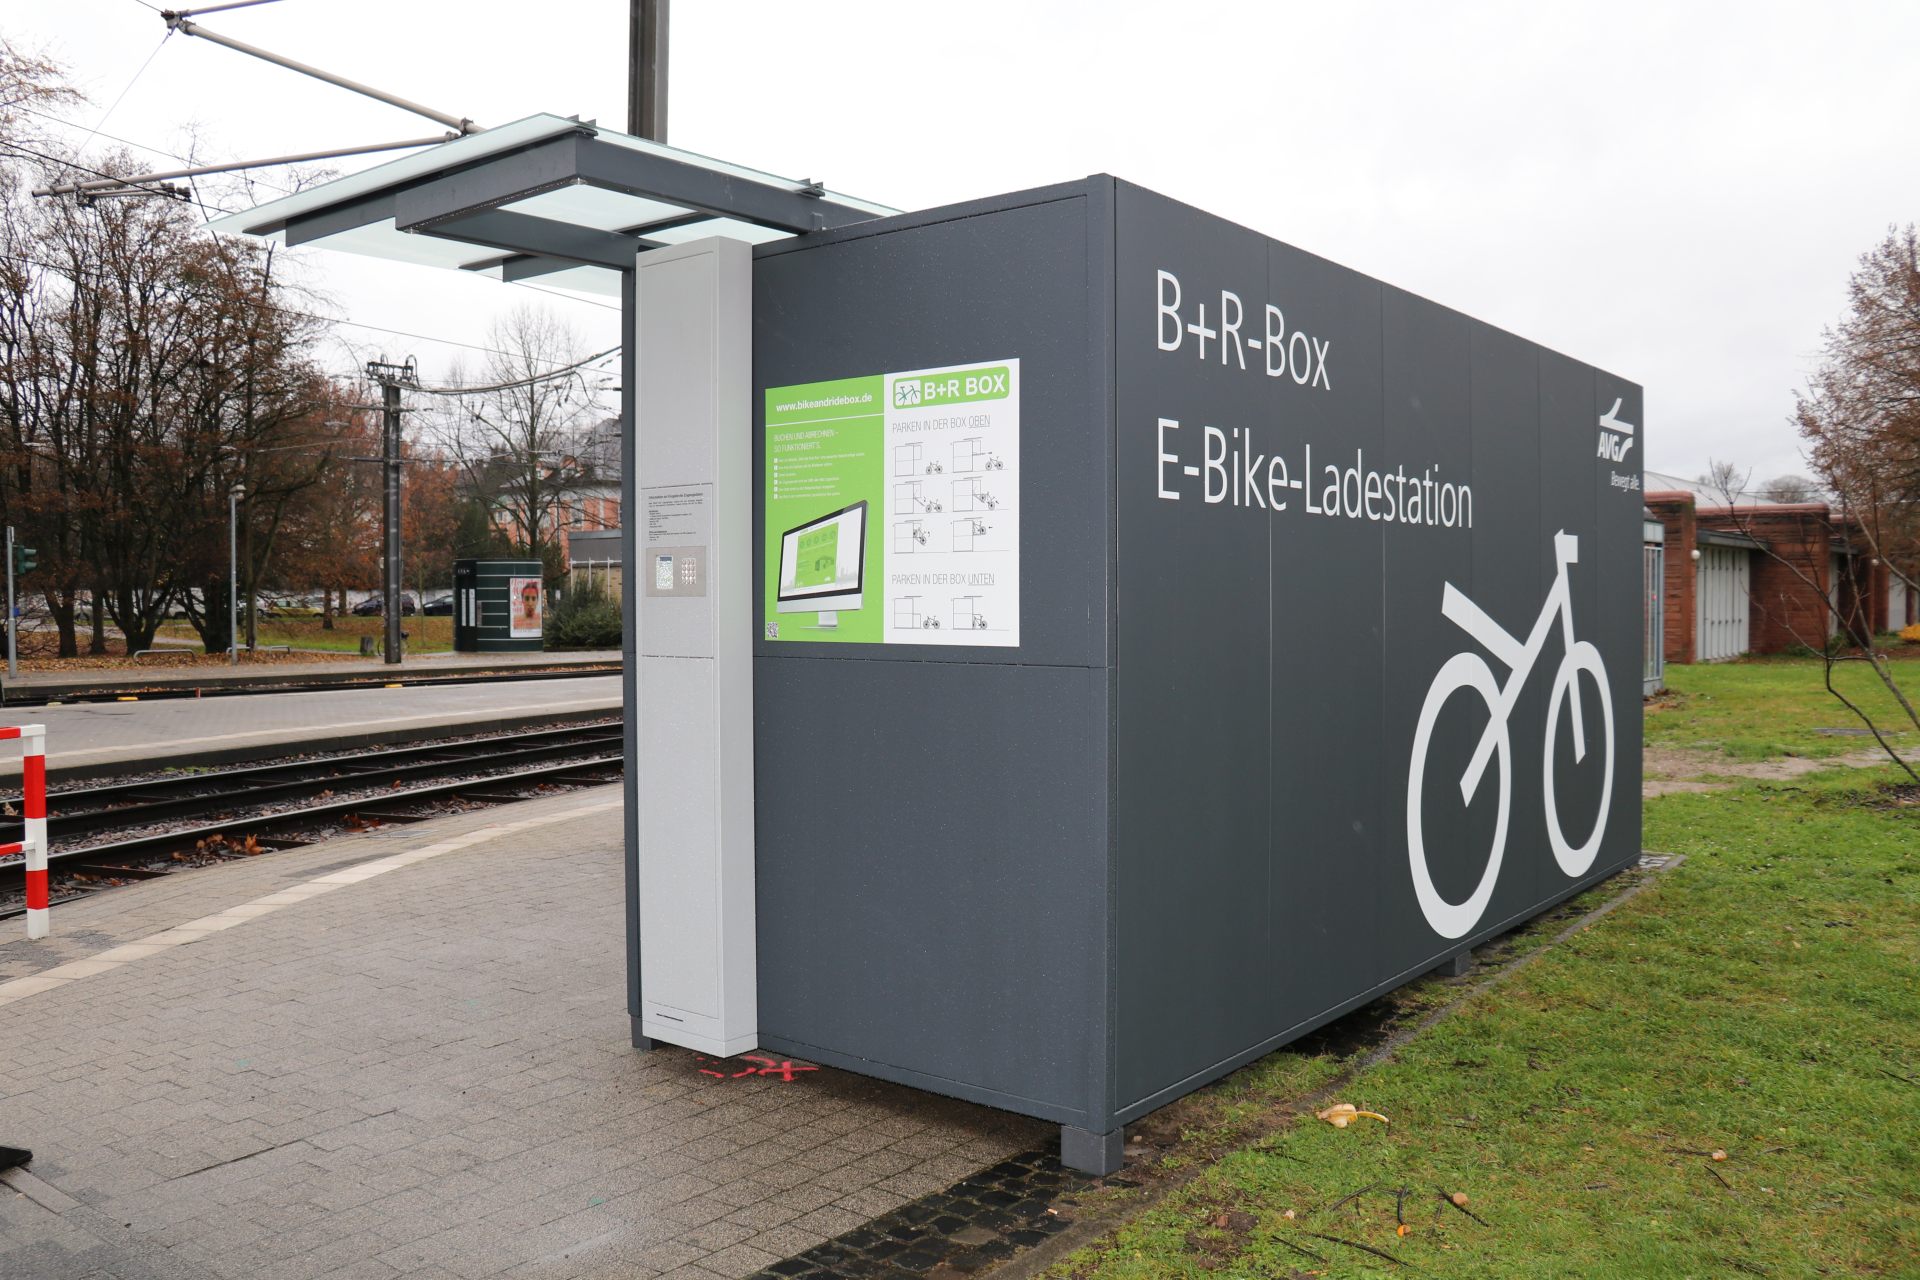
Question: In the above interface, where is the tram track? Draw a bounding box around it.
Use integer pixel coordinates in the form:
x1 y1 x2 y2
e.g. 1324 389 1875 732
0 719 624 916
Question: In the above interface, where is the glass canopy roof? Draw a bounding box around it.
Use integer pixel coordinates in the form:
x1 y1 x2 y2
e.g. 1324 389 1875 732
208 114 898 297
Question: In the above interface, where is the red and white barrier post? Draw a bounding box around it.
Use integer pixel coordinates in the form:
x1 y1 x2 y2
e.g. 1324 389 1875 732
1 725 48 939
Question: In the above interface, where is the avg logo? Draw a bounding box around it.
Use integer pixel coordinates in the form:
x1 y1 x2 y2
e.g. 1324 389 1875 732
1596 398 1635 463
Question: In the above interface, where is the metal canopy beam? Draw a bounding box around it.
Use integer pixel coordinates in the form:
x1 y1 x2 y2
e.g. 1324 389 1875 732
389 133 591 226
499 255 594 283
402 208 641 269
574 137 863 233
459 212 716 283
282 193 396 246
276 134 594 247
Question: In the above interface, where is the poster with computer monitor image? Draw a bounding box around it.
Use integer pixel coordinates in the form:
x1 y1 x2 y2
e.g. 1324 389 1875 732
775 500 867 631
763 359 1020 646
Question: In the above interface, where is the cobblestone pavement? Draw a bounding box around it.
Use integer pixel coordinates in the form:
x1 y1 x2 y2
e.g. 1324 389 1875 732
0 789 1042 1279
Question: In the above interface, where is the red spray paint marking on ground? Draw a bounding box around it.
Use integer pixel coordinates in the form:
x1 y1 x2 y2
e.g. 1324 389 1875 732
694 1053 820 1082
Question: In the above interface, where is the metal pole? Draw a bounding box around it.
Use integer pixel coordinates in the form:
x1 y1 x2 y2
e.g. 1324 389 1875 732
229 487 241 665
383 379 403 665
242 490 256 653
21 725 47 940
629 0 669 142
5 527 15 682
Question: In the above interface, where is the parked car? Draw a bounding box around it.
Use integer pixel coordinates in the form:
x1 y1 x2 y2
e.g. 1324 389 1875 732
421 595 454 616
260 595 322 618
351 593 418 616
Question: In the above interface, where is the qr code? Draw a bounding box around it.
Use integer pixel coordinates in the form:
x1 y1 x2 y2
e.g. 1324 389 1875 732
892 379 921 408
764 622 779 640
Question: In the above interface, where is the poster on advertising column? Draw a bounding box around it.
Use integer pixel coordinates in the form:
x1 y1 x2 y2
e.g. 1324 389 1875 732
509 576 543 638
763 359 1020 646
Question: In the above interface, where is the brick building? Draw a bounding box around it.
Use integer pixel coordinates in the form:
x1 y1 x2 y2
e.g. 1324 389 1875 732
1645 491 1910 663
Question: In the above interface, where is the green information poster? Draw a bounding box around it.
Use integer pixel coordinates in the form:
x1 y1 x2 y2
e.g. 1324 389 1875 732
765 360 1020 646
764 375 886 643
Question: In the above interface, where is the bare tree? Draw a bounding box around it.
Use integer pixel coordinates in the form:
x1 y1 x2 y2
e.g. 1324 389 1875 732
1702 463 1916 781
1760 475 1820 503
441 307 610 577
0 38 80 145
273 396 380 629
1797 225 1920 601
1697 459 1747 497
0 142 330 657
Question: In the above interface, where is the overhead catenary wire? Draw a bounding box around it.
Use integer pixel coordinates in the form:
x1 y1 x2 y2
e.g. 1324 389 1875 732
0 248 602 373
0 139 234 215
70 29 173 164
406 348 620 398
10 113 622 320
13 103 624 319
2 135 618 363
9 117 618 368
17 101 317 200
31 3 481 201
34 134 455 197
163 0 292 17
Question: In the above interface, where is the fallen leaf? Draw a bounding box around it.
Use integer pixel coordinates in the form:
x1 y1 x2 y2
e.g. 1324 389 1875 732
1316 1103 1390 1128
1450 1191 1469 1207
1711 1150 1728 1162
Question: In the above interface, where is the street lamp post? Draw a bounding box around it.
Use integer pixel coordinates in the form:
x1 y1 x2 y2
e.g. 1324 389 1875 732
229 483 246 666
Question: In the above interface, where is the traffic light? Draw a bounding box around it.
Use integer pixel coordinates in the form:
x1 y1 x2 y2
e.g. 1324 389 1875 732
11 544 35 575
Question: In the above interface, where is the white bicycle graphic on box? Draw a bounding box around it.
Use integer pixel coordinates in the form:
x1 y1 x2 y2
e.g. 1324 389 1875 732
1407 531 1614 939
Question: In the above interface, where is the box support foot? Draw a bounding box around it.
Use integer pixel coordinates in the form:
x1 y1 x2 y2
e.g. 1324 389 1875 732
1060 1125 1123 1175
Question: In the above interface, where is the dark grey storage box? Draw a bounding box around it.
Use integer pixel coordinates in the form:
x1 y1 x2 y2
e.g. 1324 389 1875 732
742 177 1643 1168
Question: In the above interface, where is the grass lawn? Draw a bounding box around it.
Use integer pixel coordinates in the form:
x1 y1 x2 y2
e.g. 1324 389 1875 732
153 615 455 654
1048 661 1919 1278
1650 656 1918 761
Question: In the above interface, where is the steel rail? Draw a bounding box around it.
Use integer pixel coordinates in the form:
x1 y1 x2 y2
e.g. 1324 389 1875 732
0 728 621 841
0 721 614 821
0 719 616 814
0 753 622 895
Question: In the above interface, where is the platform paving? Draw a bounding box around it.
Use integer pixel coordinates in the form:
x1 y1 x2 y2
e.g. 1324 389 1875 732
0 791 1042 1279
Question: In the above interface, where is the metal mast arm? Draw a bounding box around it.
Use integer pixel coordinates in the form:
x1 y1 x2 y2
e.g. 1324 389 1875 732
163 14 483 135
33 135 454 198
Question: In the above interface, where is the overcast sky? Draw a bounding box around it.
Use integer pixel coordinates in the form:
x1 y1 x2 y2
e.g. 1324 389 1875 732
11 0 1919 483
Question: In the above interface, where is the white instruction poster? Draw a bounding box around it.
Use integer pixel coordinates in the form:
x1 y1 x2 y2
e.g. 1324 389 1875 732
882 360 1020 645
